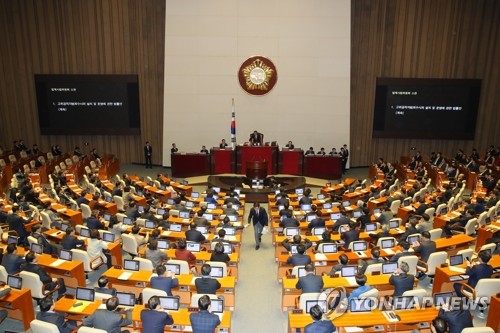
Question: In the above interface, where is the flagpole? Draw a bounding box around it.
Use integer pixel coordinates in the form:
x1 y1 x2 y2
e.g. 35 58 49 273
231 98 236 149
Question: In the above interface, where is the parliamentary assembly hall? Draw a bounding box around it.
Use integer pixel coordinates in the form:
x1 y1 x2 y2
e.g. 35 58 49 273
0 1 499 332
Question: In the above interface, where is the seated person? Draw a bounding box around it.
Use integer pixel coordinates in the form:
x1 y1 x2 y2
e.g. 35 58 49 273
140 295 174 332
341 221 360 249
308 210 325 229
219 139 228 149
347 274 371 302
200 145 209 154
369 224 391 241
85 210 106 230
389 240 413 263
282 234 312 252
193 210 210 227
37 297 78 333
222 202 238 216
438 298 473 333
185 222 206 243
316 147 326 156
299 189 313 205
22 251 67 298
296 263 324 293
210 242 230 263
454 250 493 297
249 130 262 145
190 295 221 332
131 225 149 246
1 243 26 274
95 277 117 296
389 261 414 296
145 239 168 268
304 304 337 333
278 202 293 217
150 264 179 297
175 239 196 263
82 296 132 333
279 214 299 228
87 229 112 269
286 244 312 267
358 247 384 274
305 147 315 155
31 223 62 255
61 226 85 250
329 254 349 275
315 231 333 251
285 141 295 149
195 264 221 294
332 211 351 231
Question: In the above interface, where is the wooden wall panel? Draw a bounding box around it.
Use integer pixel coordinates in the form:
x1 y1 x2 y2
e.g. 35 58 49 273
0 0 165 165
351 0 500 166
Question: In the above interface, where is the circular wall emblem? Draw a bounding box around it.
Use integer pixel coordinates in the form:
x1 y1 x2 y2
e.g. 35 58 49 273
238 56 278 95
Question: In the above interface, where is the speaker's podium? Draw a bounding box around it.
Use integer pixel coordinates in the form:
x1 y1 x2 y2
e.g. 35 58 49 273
210 148 236 174
236 145 278 175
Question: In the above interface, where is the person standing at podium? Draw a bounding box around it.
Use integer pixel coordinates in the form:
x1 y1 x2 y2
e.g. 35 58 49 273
144 141 153 169
219 139 228 149
171 143 178 154
249 130 262 145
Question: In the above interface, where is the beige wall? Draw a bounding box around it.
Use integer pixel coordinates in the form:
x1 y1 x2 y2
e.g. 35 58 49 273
162 0 351 166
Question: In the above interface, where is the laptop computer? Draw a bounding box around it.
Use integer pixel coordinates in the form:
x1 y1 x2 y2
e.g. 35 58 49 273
179 211 190 219
295 188 304 195
365 223 377 232
223 227 235 235
352 210 362 218
323 202 332 209
389 220 400 229
321 243 337 254
7 275 22 289
373 208 381 215
317 194 326 200
223 244 233 254
433 292 453 308
449 254 463 266
285 228 300 236
306 214 316 222
103 213 111 222
393 296 416 310
196 226 208 234
137 205 145 214
185 201 195 208
301 204 311 212
290 244 298 254
76 287 95 302
403 198 411 207
60 223 70 231
122 217 134 226
156 208 166 215
165 263 181 275
79 228 90 238
116 292 136 308
191 192 200 199
207 203 217 210
123 259 140 271
60 249 73 261
170 224 182 232
349 298 373 313
209 266 224 278
157 239 169 250
182 180 189 185
7 236 18 245
144 220 156 229
406 234 420 244
210 298 224 320
382 262 398 274
352 241 368 256
31 243 43 255
186 242 201 252
297 267 315 278
313 227 326 236
305 300 327 313
330 213 341 220
102 232 115 243
158 296 180 311
161 185 168 191
381 238 395 249
212 187 221 193
202 213 213 221
341 266 358 278
342 200 350 207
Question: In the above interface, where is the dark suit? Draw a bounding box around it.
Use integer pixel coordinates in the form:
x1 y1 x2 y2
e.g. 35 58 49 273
280 217 299 228
389 251 413 263
61 234 85 250
389 273 414 296
248 207 268 246
37 310 76 333
286 254 312 267
439 308 473 333
332 217 350 231
195 276 221 294
82 309 132 333
85 216 105 230
22 262 67 295
413 240 436 262
190 310 221 333
305 320 336 333
308 218 325 229
296 274 324 293
150 276 179 296
341 229 360 249
1 253 26 274
454 262 493 297
7 213 30 244
415 203 428 215
140 308 173 333
185 229 206 243
144 145 153 169
76 196 89 207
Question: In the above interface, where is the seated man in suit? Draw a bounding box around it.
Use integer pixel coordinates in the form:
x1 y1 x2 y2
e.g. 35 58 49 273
190 295 221 333
195 264 221 295
23 251 67 297
389 261 414 296
308 210 325 229
95 277 117 296
61 226 85 250
210 242 230 263
341 221 360 249
286 244 312 267
85 210 106 230
279 213 300 228
328 254 349 275
438 298 473 333
358 247 384 274
282 235 312 252
304 304 337 333
151 264 179 297
193 210 210 227
186 222 206 243
279 202 293 217
1 243 26 274
222 203 238 216
31 223 62 255
37 297 78 333
141 295 174 332
332 211 351 231
454 250 493 297
82 296 132 333
7 205 32 245
389 240 413 263
412 231 437 279
315 231 333 251
296 263 324 293
249 130 262 145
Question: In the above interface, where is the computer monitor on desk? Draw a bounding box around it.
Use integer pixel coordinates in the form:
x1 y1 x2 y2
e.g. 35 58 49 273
76 287 95 302
159 296 180 311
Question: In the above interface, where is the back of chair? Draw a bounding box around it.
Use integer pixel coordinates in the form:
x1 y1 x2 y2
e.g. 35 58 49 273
27 235 39 247
142 287 168 305
460 328 495 333
31 319 60 333
81 204 92 219
474 278 500 299
20 271 44 298
0 265 8 283
364 263 383 275
136 257 154 271
402 289 427 303
478 243 496 255
359 288 379 299
428 228 442 241
71 249 93 272
389 200 401 215
426 251 448 275
78 326 109 333
121 234 139 256
40 211 52 230
298 292 322 310
317 243 336 254
167 259 190 275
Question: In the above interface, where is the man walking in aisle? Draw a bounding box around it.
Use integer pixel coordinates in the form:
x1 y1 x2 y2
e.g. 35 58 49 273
247 202 268 250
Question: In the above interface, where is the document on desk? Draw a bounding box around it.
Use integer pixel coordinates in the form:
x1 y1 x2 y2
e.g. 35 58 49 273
57 208 67 213
384 249 395 255
449 267 466 274
161 231 172 237
50 259 66 267
117 272 133 280
344 328 364 332
226 236 237 242
315 253 327 261
344 276 357 285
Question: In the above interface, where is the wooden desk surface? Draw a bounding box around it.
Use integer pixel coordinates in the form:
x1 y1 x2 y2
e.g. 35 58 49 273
434 234 475 250
0 288 35 330
54 296 102 316
137 248 239 263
